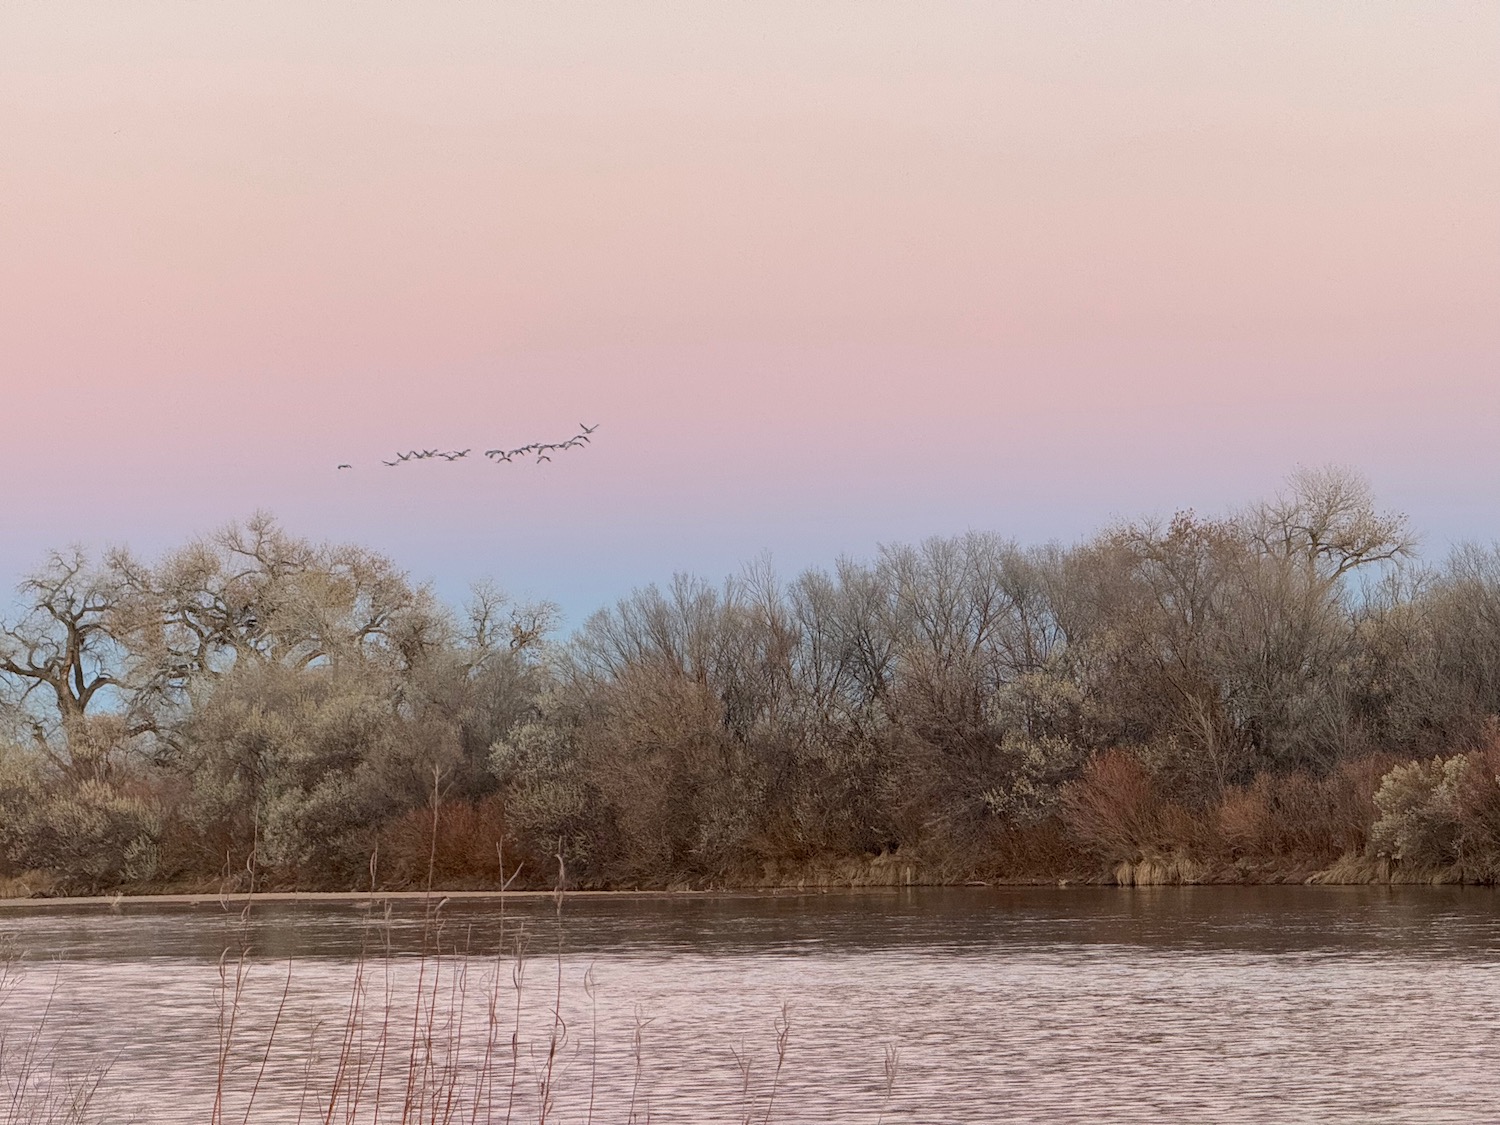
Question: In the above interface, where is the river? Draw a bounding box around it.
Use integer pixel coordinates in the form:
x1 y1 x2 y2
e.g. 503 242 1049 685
0 886 1496 1123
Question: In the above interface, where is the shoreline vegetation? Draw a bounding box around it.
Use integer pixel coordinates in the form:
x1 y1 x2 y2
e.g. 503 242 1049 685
3 851 1497 905
8 466 1500 897
3 865 1499 908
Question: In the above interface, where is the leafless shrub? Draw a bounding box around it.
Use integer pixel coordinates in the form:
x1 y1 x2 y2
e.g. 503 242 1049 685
1218 769 1369 863
1060 749 1210 863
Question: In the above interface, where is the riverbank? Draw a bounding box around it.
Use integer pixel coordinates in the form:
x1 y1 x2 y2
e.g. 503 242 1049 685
0 887 722 909
0 854 1488 907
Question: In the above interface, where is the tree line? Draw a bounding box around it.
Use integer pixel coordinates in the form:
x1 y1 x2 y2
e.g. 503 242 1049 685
4 467 1500 894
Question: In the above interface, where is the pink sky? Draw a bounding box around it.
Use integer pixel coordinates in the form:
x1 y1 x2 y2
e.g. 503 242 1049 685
2 3 1497 618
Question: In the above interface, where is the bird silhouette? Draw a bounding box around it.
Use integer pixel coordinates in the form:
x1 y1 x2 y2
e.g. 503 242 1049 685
350 425 598 474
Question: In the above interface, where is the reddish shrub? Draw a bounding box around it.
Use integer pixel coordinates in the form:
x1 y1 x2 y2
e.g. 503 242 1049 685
1060 749 1203 861
1454 738 1500 873
373 796 511 889
983 816 1089 877
1325 753 1401 855
1219 771 1351 862
1214 755 1396 867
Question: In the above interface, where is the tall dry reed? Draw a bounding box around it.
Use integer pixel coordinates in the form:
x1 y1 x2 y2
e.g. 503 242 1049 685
0 951 111 1125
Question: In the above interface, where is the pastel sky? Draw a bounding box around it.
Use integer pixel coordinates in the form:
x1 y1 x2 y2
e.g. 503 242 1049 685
2 3 1497 621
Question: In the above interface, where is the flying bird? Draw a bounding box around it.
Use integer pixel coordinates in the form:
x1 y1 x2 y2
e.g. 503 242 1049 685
348 424 598 474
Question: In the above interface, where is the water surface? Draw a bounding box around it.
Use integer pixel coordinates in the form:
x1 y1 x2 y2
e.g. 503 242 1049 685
1 887 1496 1123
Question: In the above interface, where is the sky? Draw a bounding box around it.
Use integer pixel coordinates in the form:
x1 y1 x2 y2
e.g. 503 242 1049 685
2 2 1497 623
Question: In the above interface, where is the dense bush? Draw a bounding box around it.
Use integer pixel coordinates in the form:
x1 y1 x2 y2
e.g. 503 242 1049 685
9 471 1500 891
1367 737 1500 875
1218 764 1379 865
0 774 161 891
1370 755 1469 866
1059 749 1203 863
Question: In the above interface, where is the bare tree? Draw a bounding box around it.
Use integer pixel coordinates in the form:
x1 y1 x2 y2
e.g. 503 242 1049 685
112 513 447 728
1248 464 1414 581
0 549 129 773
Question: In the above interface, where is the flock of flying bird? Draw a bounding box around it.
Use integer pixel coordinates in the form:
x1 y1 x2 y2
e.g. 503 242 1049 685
337 424 598 471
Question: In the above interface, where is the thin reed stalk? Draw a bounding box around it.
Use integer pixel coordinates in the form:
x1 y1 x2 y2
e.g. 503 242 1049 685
0 967 111 1125
761 1003 791 1125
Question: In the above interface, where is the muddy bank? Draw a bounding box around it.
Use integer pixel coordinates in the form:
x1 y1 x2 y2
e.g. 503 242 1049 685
3 850 1491 905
